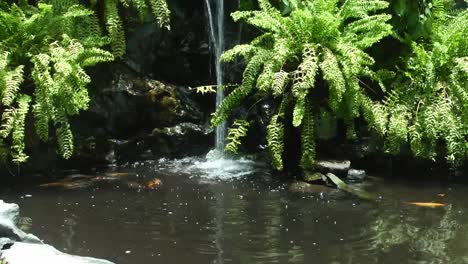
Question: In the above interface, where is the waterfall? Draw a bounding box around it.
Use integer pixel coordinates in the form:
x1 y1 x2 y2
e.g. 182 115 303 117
205 0 226 152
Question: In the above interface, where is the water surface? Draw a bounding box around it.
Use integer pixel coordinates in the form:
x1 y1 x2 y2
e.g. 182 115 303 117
1 158 467 264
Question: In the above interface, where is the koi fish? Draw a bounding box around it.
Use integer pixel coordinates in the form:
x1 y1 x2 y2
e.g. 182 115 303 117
104 172 132 177
405 202 447 208
145 179 163 189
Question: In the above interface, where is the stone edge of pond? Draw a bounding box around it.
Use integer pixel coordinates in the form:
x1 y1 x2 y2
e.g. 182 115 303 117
0 200 115 264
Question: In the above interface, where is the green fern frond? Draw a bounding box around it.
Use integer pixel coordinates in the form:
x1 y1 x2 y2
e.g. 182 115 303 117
212 50 268 126
343 14 392 49
267 97 289 171
11 94 31 163
2 65 24 106
272 70 289 97
221 44 256 63
149 0 171 30
384 106 409 154
339 0 389 20
292 45 318 127
320 48 345 111
300 99 315 169
225 119 251 154
104 0 126 57
0 108 16 139
56 120 74 159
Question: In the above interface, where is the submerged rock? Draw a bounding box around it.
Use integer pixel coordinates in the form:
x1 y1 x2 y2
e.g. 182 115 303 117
17 218 32 233
303 172 326 183
0 201 40 243
289 181 334 193
288 181 345 199
347 169 367 183
315 160 351 178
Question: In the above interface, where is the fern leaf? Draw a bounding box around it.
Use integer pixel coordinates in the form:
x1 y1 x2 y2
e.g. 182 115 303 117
272 70 289 97
320 48 345 111
339 0 389 20
225 119 251 154
104 0 126 57
300 99 315 169
212 50 268 126
2 65 24 106
11 94 31 163
292 45 318 127
149 0 171 30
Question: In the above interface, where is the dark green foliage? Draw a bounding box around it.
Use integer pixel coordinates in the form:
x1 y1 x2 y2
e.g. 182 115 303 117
364 7 468 164
0 0 170 163
213 0 393 170
98 0 171 57
0 3 113 162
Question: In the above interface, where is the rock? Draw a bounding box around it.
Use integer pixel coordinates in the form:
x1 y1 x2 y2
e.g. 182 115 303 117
289 181 334 193
303 172 326 183
347 169 367 183
0 242 114 264
0 201 40 243
149 122 213 158
315 160 351 178
0 201 114 264
17 218 32 233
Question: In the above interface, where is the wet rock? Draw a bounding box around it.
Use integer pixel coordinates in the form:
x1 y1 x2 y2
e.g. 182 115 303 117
87 65 204 136
0 242 114 264
0 201 40 243
17 218 32 233
149 122 213 158
0 201 114 264
315 160 351 178
303 172 326 183
347 169 367 183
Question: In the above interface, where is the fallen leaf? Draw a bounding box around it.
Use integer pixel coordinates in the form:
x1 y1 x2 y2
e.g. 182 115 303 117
405 202 447 208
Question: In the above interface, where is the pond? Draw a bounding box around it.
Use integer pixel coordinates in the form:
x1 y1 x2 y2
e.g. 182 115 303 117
1 156 467 264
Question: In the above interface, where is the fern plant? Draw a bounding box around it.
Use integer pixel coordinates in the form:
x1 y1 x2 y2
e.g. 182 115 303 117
362 3 468 164
213 0 393 170
0 3 113 162
52 0 171 58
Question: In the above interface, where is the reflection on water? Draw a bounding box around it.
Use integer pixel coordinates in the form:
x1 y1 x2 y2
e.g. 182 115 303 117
1 159 467 264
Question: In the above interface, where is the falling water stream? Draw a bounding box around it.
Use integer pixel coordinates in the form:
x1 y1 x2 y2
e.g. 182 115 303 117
205 0 227 152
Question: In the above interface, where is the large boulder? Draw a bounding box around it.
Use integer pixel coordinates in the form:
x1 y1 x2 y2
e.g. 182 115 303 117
0 242 114 264
315 160 351 178
0 200 114 264
0 201 40 244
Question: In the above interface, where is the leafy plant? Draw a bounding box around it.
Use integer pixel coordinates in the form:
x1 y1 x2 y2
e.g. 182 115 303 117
213 0 393 170
44 0 171 58
0 0 171 163
362 3 468 164
0 3 113 162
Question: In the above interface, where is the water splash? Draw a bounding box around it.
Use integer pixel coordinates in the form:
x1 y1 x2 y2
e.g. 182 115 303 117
157 150 263 181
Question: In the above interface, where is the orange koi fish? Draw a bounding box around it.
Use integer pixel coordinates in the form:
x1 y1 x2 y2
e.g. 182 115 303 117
405 202 447 208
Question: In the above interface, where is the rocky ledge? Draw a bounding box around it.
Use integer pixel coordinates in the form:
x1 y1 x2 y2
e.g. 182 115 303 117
0 200 114 264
